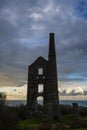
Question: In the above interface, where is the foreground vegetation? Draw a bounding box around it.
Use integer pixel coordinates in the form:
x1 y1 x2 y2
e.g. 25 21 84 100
0 103 87 130
0 94 87 130
71 128 87 130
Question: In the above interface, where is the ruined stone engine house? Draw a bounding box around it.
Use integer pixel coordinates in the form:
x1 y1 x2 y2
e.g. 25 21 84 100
27 33 59 112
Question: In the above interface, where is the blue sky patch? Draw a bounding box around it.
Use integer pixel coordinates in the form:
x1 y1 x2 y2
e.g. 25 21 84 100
75 0 87 19
26 36 47 47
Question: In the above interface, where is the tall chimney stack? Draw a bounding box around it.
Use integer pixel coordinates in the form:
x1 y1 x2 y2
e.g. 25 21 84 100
49 33 56 59
45 33 59 105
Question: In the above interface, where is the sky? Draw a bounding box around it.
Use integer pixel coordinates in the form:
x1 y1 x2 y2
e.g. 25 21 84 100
0 0 87 99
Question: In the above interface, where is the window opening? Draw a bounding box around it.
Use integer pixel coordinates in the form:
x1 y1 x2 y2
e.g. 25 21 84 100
38 68 43 75
38 84 44 93
36 96 43 105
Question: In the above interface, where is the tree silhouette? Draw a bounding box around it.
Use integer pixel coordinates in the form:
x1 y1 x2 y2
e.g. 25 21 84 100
0 92 6 106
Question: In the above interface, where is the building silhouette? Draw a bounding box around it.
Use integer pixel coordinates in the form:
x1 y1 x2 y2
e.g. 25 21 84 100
27 33 59 119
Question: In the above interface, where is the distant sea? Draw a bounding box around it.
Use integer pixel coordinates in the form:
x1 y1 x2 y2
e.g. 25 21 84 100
5 100 87 107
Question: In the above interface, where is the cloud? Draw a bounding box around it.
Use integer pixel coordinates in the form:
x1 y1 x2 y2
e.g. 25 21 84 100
59 86 86 96
0 0 87 88
0 84 27 99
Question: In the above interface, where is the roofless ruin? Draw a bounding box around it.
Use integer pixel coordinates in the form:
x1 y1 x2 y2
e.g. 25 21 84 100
27 33 59 120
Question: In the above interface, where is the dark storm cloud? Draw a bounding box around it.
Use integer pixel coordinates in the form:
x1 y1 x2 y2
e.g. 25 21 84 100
0 0 87 86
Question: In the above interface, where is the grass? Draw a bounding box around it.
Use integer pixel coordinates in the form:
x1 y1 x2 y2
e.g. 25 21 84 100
17 118 43 129
71 128 87 130
80 116 87 120
63 114 87 121
17 115 87 130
